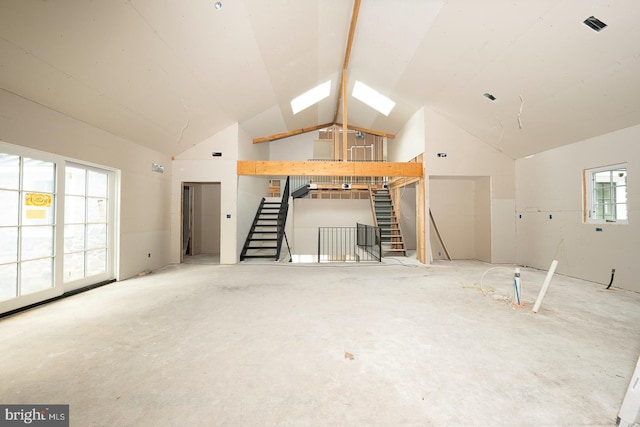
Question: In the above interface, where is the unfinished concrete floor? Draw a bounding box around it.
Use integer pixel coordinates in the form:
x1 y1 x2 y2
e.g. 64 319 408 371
1 260 639 426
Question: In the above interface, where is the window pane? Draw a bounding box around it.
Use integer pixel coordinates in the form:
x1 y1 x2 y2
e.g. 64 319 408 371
87 249 107 276
0 154 20 190
87 224 106 249
64 224 85 253
0 263 17 301
23 157 55 193
64 252 85 283
22 193 55 225
0 227 18 263
20 258 53 295
0 190 19 226
21 226 54 260
65 167 86 195
87 171 108 197
65 195 86 223
87 197 107 223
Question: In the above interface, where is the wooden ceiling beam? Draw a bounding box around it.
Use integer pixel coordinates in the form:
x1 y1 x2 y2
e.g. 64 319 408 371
333 0 361 124
333 123 395 139
252 123 333 144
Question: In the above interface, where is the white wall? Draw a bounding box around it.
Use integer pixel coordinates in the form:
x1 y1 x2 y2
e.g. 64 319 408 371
429 178 476 259
269 131 315 161
425 109 516 263
172 124 240 264
516 124 640 292
193 183 220 255
0 89 172 280
292 199 373 256
389 107 516 264
398 184 417 251
388 107 425 162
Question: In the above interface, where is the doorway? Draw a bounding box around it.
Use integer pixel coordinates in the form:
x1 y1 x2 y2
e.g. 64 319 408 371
181 182 221 264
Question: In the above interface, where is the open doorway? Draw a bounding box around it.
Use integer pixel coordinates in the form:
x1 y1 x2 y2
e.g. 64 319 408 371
181 182 221 264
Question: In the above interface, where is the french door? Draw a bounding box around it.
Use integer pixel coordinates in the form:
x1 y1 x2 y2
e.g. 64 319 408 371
0 143 117 314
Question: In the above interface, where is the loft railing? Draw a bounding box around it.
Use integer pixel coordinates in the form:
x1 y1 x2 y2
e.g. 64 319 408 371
317 223 381 263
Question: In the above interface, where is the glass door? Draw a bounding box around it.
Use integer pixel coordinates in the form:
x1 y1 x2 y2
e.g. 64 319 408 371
0 154 57 303
63 164 115 291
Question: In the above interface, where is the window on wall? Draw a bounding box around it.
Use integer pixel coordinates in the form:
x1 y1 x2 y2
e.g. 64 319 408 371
584 164 628 224
0 154 56 301
64 165 110 283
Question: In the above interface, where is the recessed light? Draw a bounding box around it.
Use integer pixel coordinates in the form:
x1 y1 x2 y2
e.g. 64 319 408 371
214 1 222 10
483 93 497 102
352 81 395 116
291 80 331 114
583 16 607 32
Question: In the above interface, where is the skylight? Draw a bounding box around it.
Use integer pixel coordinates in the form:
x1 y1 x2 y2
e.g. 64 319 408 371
352 81 396 116
291 81 331 114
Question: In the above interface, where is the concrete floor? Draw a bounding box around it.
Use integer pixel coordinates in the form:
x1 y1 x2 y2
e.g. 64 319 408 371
1 259 639 426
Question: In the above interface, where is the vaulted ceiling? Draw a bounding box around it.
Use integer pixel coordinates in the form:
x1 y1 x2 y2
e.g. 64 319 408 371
1 0 639 159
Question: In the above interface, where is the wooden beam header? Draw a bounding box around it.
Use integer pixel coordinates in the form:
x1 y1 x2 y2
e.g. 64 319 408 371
237 160 422 178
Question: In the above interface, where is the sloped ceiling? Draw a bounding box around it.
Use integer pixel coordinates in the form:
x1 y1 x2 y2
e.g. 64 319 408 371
1 0 639 159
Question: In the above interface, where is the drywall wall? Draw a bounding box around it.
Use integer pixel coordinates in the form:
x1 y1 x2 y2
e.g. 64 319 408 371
269 131 315 161
398 184 417 251
429 178 476 259
388 106 515 264
388 107 425 162
475 177 492 263
190 183 220 255
292 199 373 256
0 89 171 280
425 108 516 263
172 123 240 264
516 124 640 292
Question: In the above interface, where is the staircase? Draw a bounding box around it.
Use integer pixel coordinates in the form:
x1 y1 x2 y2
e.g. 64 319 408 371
240 178 291 261
370 187 407 256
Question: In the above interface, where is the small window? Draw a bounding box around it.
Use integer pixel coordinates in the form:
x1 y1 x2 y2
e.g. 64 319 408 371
584 164 627 224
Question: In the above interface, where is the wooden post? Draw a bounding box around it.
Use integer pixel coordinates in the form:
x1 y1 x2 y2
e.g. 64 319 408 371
416 173 426 263
342 69 348 162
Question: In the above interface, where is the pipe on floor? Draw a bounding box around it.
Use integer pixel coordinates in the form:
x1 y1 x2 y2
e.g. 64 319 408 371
532 260 559 314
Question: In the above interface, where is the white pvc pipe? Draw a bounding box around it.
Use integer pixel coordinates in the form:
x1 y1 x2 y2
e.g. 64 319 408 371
514 268 522 305
533 260 559 313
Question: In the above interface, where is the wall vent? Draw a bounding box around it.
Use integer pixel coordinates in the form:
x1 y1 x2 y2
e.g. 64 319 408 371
583 16 607 32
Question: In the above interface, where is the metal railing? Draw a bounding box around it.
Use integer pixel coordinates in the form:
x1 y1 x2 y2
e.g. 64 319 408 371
276 177 291 260
317 223 381 263
289 175 387 192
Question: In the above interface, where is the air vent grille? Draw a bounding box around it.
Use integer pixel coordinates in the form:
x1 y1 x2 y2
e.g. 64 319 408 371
583 16 607 32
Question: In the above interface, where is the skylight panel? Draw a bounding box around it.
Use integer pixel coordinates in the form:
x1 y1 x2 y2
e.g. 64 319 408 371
352 81 396 116
291 81 331 114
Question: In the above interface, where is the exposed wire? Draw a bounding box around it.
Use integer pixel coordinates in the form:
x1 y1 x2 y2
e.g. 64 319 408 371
606 268 616 289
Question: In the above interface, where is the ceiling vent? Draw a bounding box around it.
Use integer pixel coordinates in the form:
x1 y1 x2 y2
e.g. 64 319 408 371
483 93 497 102
583 16 607 32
